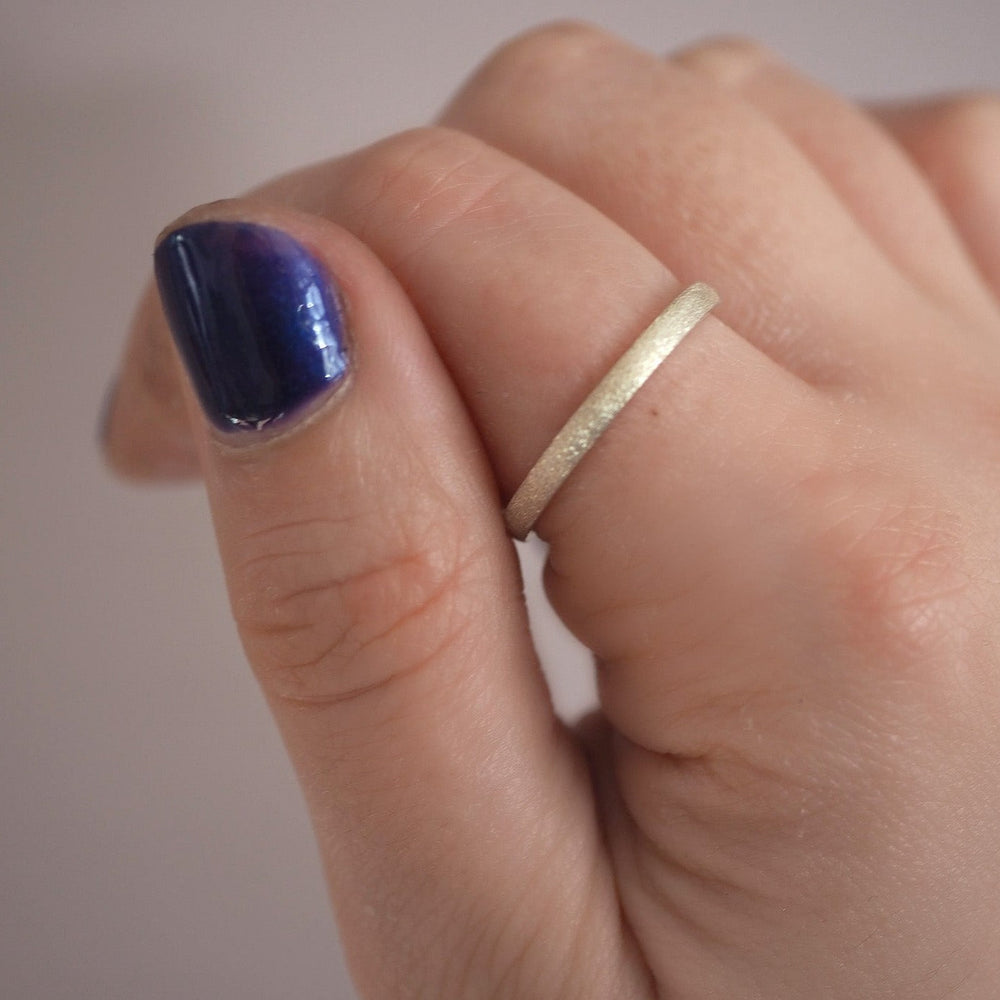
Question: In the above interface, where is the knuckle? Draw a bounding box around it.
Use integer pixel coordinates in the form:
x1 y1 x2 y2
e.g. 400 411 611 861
459 20 614 99
930 91 1000 138
674 35 775 87
917 92 1000 165
343 125 526 248
488 20 611 72
351 125 479 191
804 466 973 667
231 512 485 709
346 126 477 212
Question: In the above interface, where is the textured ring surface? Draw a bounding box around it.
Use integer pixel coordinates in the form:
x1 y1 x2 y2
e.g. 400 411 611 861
503 282 720 540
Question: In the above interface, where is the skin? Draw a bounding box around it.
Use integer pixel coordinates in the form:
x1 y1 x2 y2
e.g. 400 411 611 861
104 24 1000 1000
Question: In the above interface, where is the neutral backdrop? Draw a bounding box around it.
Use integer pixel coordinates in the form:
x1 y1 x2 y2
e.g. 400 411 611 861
3 1 998 997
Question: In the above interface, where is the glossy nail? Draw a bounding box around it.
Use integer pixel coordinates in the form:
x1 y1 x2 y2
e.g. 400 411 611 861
155 221 349 433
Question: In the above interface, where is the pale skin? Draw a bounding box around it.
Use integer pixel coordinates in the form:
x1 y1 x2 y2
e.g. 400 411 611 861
104 23 1000 999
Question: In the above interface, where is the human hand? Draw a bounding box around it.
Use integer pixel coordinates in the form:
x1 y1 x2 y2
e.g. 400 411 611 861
104 24 1000 999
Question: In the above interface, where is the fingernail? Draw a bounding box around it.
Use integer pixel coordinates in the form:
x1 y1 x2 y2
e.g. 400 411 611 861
154 221 349 434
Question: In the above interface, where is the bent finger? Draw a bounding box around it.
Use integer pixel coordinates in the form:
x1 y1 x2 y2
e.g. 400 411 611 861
871 93 1000 300
103 282 200 479
271 127 832 751
153 199 646 999
673 37 1000 325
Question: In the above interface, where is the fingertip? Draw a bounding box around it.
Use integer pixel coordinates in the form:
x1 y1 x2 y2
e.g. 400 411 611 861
100 376 202 482
101 285 201 481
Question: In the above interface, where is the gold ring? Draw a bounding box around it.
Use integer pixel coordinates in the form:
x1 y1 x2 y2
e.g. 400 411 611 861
503 282 720 540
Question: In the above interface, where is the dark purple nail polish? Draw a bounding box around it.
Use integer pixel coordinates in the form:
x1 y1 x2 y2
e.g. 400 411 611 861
154 221 349 433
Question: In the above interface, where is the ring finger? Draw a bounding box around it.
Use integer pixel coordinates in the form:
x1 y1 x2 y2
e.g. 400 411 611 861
234 123 871 760
871 93 1000 299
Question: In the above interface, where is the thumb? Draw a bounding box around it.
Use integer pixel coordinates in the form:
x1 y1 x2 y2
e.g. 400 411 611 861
152 201 644 999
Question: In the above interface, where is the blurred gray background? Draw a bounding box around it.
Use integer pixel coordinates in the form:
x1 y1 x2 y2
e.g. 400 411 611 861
2 0 998 996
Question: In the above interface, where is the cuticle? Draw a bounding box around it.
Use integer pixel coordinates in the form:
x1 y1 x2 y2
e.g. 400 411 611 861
207 367 356 457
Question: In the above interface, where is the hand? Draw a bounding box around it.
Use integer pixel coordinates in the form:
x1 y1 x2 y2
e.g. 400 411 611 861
103 24 1000 999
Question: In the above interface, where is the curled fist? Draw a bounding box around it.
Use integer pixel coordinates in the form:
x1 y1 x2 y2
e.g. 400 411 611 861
105 24 1000 999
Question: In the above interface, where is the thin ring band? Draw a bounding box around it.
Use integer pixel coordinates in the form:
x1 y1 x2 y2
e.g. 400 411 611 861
503 282 720 540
